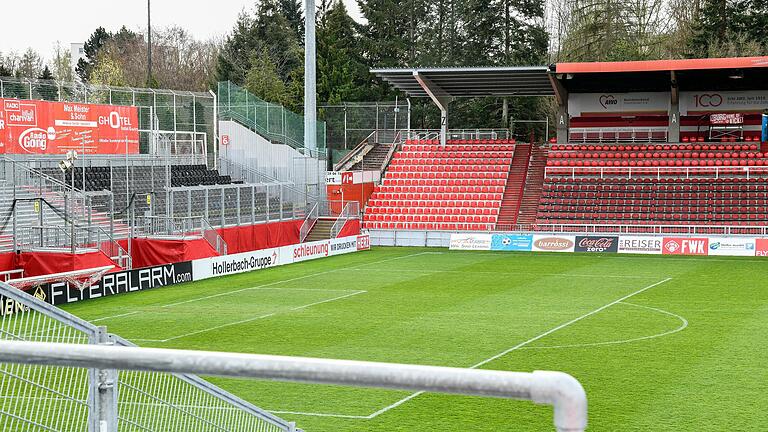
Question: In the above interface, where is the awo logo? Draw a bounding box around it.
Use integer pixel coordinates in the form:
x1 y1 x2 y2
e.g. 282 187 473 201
663 238 708 255
599 94 618 109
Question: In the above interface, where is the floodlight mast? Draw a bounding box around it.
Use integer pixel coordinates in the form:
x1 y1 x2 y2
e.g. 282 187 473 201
304 0 317 153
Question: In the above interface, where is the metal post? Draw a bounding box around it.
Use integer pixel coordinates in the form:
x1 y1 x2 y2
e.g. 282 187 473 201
220 186 225 228
71 161 76 254
210 90 218 169
304 0 317 152
88 327 118 432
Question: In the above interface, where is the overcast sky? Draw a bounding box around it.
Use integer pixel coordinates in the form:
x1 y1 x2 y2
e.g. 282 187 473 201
0 0 363 61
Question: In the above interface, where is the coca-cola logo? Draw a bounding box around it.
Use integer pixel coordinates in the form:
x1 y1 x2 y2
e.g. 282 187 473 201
575 236 619 253
534 237 574 251
578 237 614 248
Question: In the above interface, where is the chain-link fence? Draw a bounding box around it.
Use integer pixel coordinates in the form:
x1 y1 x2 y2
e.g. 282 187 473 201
319 101 410 162
0 77 215 158
0 282 297 432
217 81 326 152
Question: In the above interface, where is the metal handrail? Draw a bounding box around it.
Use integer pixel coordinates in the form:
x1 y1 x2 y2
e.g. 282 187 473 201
200 216 228 255
330 202 360 239
334 131 376 171
569 127 668 143
406 129 511 141
299 203 319 243
16 224 131 268
545 165 768 179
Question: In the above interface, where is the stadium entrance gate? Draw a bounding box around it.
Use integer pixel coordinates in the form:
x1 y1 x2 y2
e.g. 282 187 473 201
0 282 297 432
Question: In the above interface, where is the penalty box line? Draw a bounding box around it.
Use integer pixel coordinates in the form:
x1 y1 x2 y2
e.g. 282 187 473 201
273 277 674 420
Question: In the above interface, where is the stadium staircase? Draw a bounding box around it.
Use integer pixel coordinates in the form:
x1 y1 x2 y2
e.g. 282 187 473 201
363 139 515 231
496 144 531 227
305 218 336 241
515 145 548 226
349 143 394 171
537 142 768 226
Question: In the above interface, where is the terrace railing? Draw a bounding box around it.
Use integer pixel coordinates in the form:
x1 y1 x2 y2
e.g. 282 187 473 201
330 202 360 239
140 215 228 255
299 203 319 243
406 129 511 142
545 166 768 179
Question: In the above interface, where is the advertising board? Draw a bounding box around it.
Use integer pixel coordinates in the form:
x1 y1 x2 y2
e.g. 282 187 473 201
568 92 670 116
755 239 768 257
662 237 709 255
490 234 533 251
0 98 139 154
617 236 663 254
449 233 492 251
680 91 768 114
35 261 193 306
574 236 619 253
532 235 575 252
707 237 756 256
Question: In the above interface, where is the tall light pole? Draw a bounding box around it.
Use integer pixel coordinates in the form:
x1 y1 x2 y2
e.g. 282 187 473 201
147 0 152 87
304 0 317 153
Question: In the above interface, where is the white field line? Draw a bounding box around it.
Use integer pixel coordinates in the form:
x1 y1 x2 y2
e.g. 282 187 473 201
160 251 433 309
91 311 140 322
347 268 659 279
520 301 688 350
363 277 674 419
132 290 368 343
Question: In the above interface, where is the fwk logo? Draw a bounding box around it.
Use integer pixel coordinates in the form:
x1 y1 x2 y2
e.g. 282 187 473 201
663 238 708 255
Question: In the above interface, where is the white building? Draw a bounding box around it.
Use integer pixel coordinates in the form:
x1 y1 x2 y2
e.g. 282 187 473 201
70 43 86 78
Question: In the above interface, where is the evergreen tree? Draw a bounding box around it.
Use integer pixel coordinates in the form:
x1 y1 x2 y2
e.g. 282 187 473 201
38 65 54 80
317 0 371 103
76 27 113 81
0 64 11 77
277 0 305 40
215 12 257 85
687 0 768 57
245 48 291 105
17 48 44 78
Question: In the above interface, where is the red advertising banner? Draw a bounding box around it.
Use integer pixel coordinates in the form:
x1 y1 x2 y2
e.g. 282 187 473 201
662 237 709 255
0 98 139 155
755 239 768 257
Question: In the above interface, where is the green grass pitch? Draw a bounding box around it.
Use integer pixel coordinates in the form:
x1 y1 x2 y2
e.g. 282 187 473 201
62 247 768 431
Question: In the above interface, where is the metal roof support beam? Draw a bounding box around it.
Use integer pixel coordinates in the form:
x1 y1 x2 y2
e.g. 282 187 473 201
413 71 453 146
669 71 680 143
549 74 570 144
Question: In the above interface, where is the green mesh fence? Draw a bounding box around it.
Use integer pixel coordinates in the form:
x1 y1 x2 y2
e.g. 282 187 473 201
217 81 326 151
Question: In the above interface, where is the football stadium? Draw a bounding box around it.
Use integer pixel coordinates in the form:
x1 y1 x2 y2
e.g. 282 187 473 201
1 1 768 431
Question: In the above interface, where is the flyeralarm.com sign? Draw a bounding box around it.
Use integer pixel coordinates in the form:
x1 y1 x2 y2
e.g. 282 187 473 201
0 98 139 154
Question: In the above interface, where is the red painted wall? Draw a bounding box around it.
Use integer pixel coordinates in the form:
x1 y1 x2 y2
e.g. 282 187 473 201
327 183 376 212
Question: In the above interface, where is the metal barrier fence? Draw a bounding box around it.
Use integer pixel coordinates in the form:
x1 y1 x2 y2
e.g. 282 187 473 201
218 81 326 151
545 166 768 179
406 129 511 142
318 102 410 152
0 76 215 157
0 281 297 432
139 215 228 255
0 283 587 432
491 223 768 236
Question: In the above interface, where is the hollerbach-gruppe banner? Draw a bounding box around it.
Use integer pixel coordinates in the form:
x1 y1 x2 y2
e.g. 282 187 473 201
450 233 768 257
7 234 370 313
